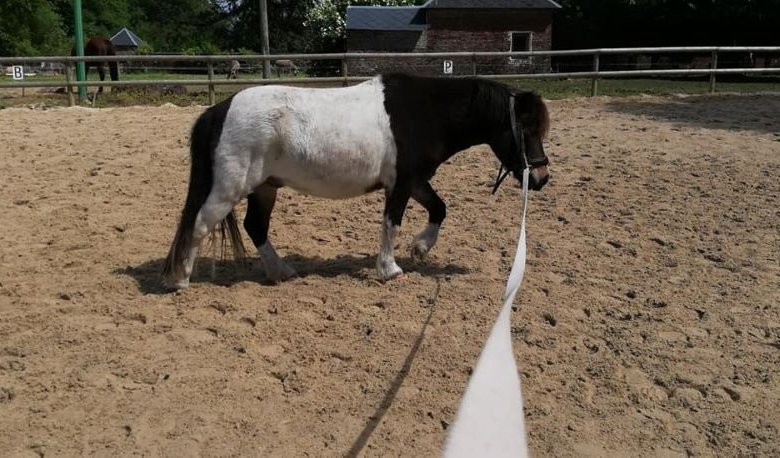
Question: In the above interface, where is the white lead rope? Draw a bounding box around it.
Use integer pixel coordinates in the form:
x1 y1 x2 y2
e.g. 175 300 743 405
444 167 531 458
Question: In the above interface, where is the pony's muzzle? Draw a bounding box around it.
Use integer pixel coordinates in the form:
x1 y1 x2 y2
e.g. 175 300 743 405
529 165 550 191
513 165 549 191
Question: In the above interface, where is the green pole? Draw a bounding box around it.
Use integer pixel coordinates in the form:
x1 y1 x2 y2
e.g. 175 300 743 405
73 0 86 102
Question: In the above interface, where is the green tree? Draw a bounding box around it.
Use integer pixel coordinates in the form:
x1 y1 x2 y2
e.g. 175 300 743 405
129 0 228 52
0 0 67 55
553 0 780 49
50 0 131 42
221 0 314 53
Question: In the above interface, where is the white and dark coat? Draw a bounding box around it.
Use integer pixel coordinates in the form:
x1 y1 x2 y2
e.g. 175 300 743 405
163 73 550 288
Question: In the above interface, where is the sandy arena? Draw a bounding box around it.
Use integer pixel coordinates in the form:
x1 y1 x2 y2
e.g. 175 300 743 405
0 94 778 456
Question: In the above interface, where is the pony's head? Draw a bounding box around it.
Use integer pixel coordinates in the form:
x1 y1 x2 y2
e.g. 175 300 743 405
490 91 551 192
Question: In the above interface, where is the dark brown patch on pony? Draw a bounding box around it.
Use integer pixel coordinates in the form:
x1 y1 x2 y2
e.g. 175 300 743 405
265 176 285 188
365 182 384 193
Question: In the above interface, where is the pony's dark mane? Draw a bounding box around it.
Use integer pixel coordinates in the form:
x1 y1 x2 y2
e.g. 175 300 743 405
465 76 513 123
468 75 550 140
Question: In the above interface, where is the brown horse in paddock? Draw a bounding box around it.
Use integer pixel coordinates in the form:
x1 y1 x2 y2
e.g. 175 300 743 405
71 37 119 93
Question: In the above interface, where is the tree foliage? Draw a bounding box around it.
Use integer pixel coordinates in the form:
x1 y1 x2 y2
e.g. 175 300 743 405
0 0 67 55
126 0 227 52
554 0 780 49
0 0 777 56
221 0 314 53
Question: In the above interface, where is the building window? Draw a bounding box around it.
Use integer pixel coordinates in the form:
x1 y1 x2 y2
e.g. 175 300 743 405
510 32 532 55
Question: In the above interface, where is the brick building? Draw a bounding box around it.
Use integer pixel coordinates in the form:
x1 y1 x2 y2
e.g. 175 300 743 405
346 0 561 76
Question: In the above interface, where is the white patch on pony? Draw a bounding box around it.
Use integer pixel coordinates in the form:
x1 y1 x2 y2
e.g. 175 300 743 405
216 77 397 200
258 241 296 283
411 223 440 261
377 216 403 281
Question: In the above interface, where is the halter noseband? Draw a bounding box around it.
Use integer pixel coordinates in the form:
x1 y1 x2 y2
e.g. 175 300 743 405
491 96 549 195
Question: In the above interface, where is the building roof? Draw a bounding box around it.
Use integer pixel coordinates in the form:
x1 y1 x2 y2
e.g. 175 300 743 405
347 1 561 31
346 6 426 31
423 0 561 7
110 27 143 47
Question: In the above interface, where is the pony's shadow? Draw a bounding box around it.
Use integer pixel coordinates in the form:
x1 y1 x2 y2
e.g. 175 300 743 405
114 254 469 295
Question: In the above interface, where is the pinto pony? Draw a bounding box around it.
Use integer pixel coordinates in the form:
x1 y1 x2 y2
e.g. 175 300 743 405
163 73 550 289
71 37 119 93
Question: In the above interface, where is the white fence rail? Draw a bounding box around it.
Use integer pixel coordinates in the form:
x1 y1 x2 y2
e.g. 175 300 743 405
2 46 779 105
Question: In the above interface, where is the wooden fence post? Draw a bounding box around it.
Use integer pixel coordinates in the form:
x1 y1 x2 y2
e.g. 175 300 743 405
709 50 718 93
65 62 75 106
591 53 600 97
207 62 215 105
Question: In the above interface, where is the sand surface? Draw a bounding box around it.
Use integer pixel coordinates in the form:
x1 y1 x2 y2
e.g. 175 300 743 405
0 94 778 457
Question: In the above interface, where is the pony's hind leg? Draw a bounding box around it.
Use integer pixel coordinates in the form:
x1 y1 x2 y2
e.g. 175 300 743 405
175 194 239 289
410 182 446 261
245 184 296 283
96 64 106 93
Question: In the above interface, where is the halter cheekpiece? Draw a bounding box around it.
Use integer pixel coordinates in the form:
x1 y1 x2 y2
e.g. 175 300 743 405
492 96 548 194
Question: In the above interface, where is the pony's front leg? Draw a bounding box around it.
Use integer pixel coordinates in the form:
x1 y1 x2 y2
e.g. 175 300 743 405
377 186 411 281
410 182 446 261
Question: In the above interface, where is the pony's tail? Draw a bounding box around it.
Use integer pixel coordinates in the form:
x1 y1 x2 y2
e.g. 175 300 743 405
162 106 247 285
162 108 215 284
216 209 247 265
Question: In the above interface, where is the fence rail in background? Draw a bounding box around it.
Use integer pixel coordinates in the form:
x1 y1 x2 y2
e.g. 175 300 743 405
2 46 780 105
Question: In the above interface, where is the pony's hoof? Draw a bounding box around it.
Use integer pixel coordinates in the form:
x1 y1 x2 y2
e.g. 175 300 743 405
410 243 429 262
377 262 403 281
164 278 190 291
262 258 297 284
268 269 297 284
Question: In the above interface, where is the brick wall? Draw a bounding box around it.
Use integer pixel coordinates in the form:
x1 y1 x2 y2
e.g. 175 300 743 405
346 9 555 76
349 55 444 76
